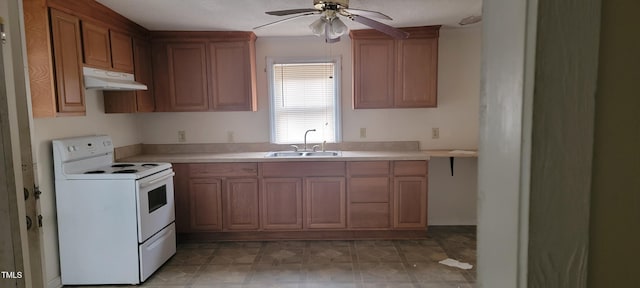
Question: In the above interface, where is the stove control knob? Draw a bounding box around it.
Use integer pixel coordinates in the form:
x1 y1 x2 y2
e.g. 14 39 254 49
67 146 73 152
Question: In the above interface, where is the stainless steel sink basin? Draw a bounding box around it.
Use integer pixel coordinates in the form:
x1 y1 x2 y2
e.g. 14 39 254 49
265 151 342 158
264 151 305 157
304 151 341 157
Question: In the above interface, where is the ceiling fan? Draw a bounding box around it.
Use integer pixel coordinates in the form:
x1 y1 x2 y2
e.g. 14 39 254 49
254 0 409 43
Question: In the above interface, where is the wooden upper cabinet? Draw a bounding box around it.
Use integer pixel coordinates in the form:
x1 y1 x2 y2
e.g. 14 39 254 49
133 38 155 112
50 9 85 115
395 38 438 107
208 41 257 111
109 30 134 73
352 39 395 108
166 42 209 111
81 21 111 69
103 38 155 113
151 31 257 112
350 26 440 109
81 21 134 73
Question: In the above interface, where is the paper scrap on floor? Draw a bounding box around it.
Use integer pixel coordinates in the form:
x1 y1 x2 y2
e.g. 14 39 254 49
439 258 473 270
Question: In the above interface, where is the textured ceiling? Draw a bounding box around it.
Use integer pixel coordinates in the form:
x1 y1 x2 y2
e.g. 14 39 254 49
96 0 483 36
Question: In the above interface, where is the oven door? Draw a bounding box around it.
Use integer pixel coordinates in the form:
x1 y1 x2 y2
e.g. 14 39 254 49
136 169 175 242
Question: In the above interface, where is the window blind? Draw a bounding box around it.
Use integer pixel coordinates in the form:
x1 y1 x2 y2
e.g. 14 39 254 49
271 62 338 144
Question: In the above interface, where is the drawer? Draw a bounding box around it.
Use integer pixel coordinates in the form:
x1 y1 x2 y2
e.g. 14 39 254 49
393 161 428 176
349 203 390 228
189 163 258 178
348 177 390 203
261 161 346 178
347 161 390 176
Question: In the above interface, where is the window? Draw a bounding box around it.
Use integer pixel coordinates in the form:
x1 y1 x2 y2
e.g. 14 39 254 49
268 58 341 144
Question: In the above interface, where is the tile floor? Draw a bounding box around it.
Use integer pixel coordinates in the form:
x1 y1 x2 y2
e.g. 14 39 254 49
70 226 476 288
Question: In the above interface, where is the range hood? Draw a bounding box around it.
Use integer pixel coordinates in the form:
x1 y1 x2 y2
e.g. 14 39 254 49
83 67 148 91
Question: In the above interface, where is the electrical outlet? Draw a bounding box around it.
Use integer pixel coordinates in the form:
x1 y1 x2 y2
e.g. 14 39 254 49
360 128 367 138
178 130 186 142
432 128 440 139
227 131 235 143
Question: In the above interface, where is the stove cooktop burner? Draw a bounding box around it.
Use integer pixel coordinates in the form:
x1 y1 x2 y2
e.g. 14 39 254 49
142 163 159 167
111 163 135 168
112 169 138 174
84 170 105 174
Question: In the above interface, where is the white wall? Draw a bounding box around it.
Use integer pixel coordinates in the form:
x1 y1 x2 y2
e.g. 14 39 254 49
428 157 478 225
32 90 140 287
138 26 481 150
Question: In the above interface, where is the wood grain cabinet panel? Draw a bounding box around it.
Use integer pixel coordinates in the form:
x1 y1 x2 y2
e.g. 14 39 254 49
304 177 346 229
109 30 134 73
223 178 259 231
189 178 223 231
81 21 111 69
50 9 85 115
166 42 209 111
172 164 190 233
151 32 257 112
261 178 303 230
104 38 155 113
349 203 390 228
208 41 256 111
395 38 438 107
393 176 427 229
352 39 395 108
133 38 155 112
350 26 440 109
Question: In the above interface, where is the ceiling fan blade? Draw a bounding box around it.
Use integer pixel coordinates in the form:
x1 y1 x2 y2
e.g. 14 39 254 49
342 8 392 20
253 12 319 30
349 15 409 39
266 8 319 16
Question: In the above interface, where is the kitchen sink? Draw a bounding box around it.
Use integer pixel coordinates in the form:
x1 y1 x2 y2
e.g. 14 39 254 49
265 151 342 158
264 151 305 157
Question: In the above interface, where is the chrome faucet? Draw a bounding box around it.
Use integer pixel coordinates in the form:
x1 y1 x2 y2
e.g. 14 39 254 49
304 129 316 151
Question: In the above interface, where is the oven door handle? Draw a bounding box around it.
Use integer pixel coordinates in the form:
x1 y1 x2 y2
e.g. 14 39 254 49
140 171 175 188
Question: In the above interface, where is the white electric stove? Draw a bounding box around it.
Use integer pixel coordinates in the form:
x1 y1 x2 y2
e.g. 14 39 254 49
52 135 176 285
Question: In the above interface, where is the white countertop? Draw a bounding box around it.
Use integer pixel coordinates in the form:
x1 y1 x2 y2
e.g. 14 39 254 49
121 150 477 163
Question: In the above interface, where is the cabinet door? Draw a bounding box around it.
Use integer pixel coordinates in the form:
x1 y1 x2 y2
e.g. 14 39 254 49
81 21 111 69
304 177 346 229
223 178 259 230
110 30 134 73
166 43 209 111
395 38 438 108
393 176 427 229
50 9 85 115
352 39 395 109
261 178 302 230
208 41 256 111
133 38 155 112
348 177 390 229
189 178 222 231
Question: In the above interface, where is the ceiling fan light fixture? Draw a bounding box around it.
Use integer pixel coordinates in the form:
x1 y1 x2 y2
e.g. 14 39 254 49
309 17 326 36
327 17 348 39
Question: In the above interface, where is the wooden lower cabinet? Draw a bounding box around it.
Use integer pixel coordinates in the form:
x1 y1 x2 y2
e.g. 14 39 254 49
261 178 303 230
173 160 428 238
189 178 223 231
393 176 428 229
348 177 391 229
304 177 346 229
223 178 259 230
